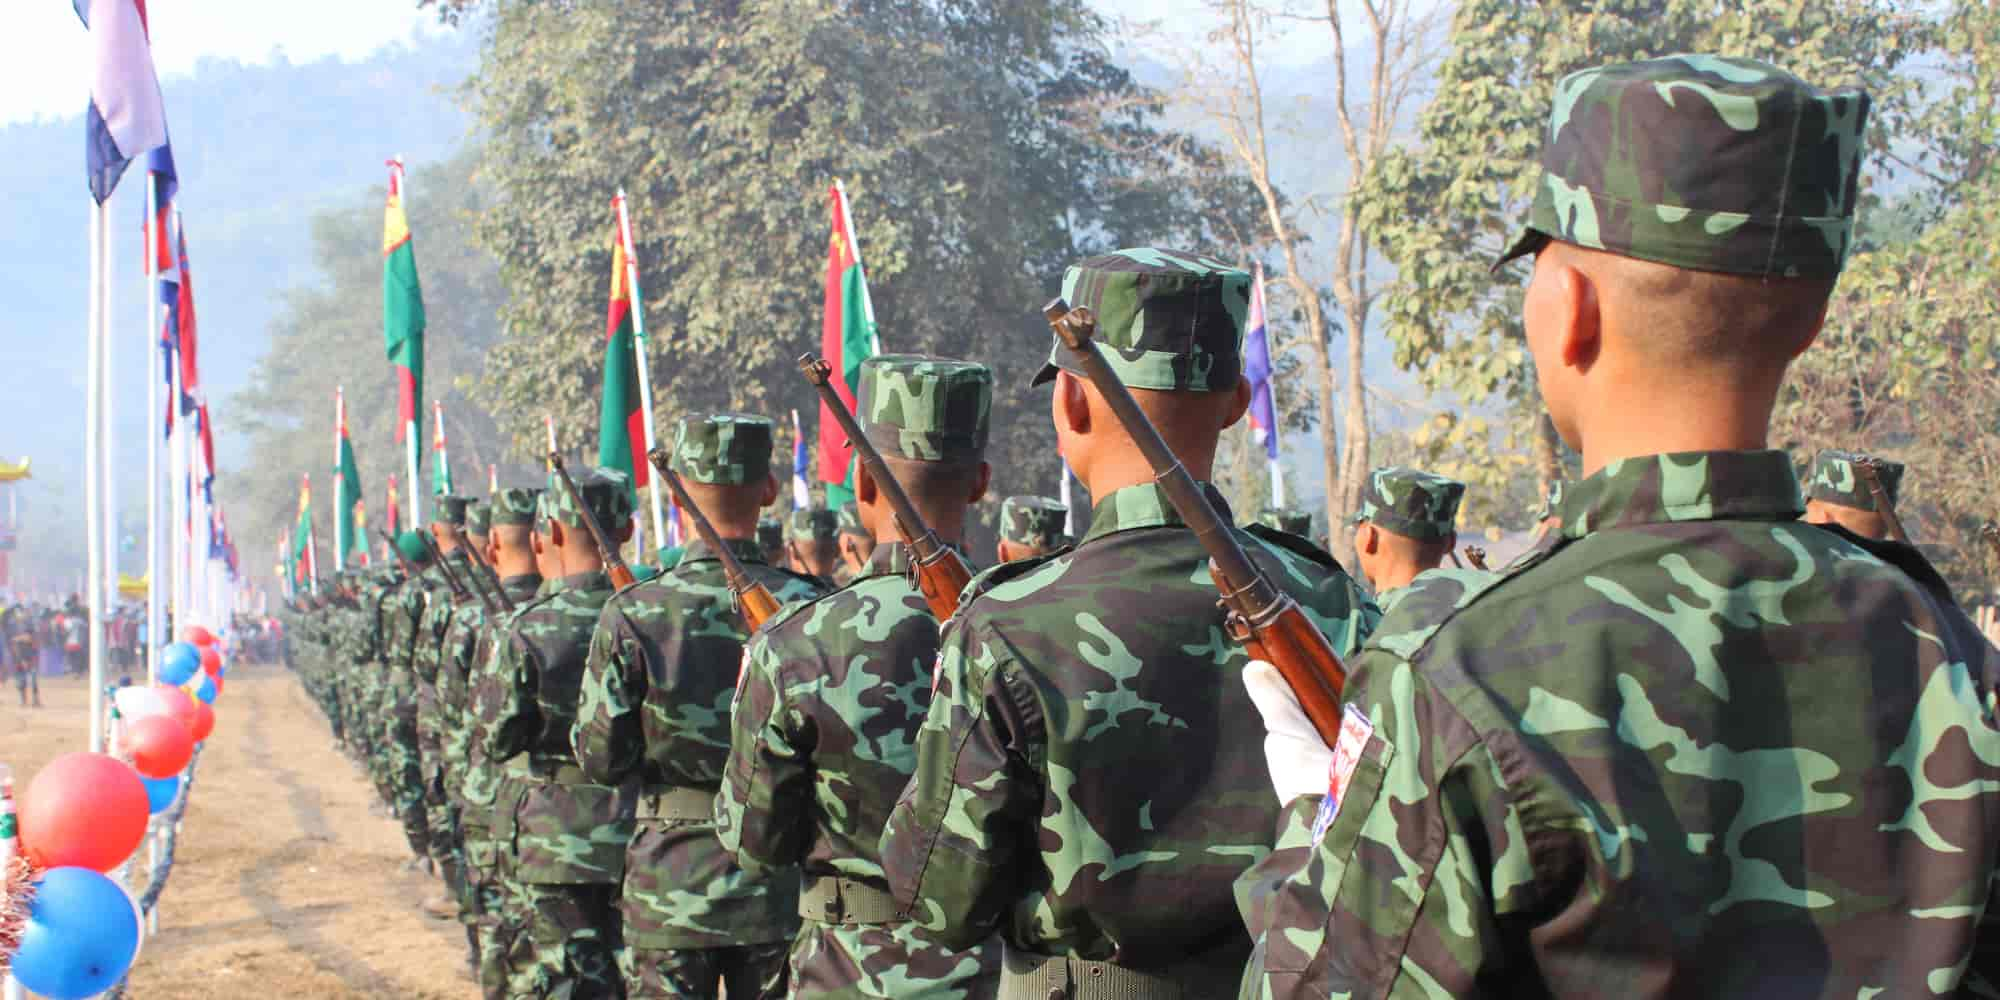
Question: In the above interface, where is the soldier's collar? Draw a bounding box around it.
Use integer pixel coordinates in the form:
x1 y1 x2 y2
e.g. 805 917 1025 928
500 572 542 589
859 539 970 580
1561 449 1805 539
1082 481 1233 543
677 536 766 568
559 569 612 590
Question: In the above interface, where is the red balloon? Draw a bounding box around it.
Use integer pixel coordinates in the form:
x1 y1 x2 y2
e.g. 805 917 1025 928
199 647 222 677
124 716 194 778
210 673 224 696
188 700 215 743
153 684 199 734
19 753 149 872
181 625 216 647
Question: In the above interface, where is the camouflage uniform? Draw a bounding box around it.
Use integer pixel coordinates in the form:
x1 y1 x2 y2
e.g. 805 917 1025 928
833 502 871 588
998 495 1069 557
1254 508 1312 539
881 250 1379 996
379 537 441 858
1237 57 2000 998
719 358 1004 999
756 518 785 569
1807 449 1903 512
786 507 839 588
573 414 825 999
417 496 479 894
1347 467 1463 543
484 473 637 1000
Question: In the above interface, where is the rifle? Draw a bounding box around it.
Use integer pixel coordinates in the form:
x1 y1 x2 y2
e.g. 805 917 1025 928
377 529 421 579
1043 298 1349 744
547 453 638 589
414 530 472 603
645 447 783 630
799 354 974 621
1857 458 1911 544
452 526 516 614
1464 546 1489 571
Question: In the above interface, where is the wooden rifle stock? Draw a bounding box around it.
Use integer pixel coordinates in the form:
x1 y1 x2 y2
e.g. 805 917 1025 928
1857 459 1911 544
548 453 638 589
1043 298 1348 744
645 447 782 630
453 526 516 613
1464 546 1489 571
797 354 974 621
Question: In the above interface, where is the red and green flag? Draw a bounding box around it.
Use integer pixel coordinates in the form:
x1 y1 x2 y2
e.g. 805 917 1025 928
290 474 315 592
383 475 400 561
383 158 426 528
596 196 646 506
816 181 879 508
334 388 363 570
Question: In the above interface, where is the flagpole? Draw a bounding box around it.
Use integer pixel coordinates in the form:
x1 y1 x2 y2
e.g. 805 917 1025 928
615 190 668 548
1269 461 1286 509
103 195 120 625
334 388 346 572
86 197 107 754
144 173 161 682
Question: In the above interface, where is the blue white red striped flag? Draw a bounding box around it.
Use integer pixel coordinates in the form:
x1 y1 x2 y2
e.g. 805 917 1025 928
174 224 199 415
790 409 811 510
78 0 169 203
1243 264 1279 460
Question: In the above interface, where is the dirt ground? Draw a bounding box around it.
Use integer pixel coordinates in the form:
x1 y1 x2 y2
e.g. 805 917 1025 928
0 665 476 999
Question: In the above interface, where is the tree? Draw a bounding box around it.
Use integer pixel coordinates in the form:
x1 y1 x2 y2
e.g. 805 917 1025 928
1361 0 1926 529
461 0 1239 544
222 150 514 594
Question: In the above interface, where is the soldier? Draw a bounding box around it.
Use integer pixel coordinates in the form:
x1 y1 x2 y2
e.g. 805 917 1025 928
1236 56 2000 997
880 248 1378 996
719 357 1004 998
417 495 480 919
435 498 498 975
785 507 840 583
1254 507 1312 539
575 414 826 998
756 517 786 569
833 501 874 586
379 529 439 869
464 488 548 1000
484 474 636 999
1802 449 1903 541
1346 466 1466 595
995 494 1068 563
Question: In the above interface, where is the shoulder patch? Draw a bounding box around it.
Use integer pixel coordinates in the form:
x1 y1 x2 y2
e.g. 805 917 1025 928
1244 522 1340 571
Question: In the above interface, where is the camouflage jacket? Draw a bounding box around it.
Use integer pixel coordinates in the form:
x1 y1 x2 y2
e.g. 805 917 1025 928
880 482 1378 983
573 537 824 948
1235 450 2000 998
486 570 633 885
381 565 446 703
437 571 541 828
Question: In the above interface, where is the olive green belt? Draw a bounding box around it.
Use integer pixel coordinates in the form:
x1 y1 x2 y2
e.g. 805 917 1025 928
999 945 1201 1000
634 786 714 821
797 875 901 925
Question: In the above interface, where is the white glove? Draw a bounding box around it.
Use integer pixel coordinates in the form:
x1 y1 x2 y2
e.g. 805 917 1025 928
1242 660 1334 807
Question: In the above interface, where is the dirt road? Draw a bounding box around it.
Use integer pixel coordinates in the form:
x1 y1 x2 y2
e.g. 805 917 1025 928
1 666 475 999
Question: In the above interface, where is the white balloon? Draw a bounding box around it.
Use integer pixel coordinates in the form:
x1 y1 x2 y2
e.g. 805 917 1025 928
114 685 170 722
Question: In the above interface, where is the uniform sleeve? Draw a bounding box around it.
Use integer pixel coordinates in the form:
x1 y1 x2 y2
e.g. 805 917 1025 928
572 607 644 785
1238 655 1531 998
714 630 812 874
880 620 1041 951
486 626 541 763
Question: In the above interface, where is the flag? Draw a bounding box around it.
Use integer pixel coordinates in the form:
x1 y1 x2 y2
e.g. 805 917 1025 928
195 402 215 498
384 475 400 556
383 160 426 479
146 143 176 273
290 474 313 589
816 182 879 508
334 389 363 569
156 206 180 437
596 201 646 505
790 409 810 510
174 223 199 416
432 400 453 496
1244 264 1278 461
78 0 168 203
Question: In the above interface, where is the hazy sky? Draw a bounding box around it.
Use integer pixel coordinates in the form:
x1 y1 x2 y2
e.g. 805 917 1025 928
4 0 1326 127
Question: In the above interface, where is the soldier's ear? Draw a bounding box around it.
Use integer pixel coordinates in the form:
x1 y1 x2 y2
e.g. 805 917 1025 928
968 461 992 505
1055 372 1090 436
548 521 567 549
1222 375 1252 430
758 472 781 508
856 465 879 505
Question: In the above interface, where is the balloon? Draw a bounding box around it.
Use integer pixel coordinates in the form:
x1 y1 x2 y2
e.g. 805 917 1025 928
124 716 194 778
18 754 149 872
189 699 215 742
186 673 217 705
154 684 200 734
158 643 201 686
211 672 224 696
112 684 169 722
141 775 181 814
181 625 215 647
10 867 142 999
199 646 222 677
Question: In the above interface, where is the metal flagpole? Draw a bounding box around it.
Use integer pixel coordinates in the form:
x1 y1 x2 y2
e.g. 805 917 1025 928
615 190 668 548
87 198 107 753
103 199 119 625
1269 461 1286 509
145 173 162 682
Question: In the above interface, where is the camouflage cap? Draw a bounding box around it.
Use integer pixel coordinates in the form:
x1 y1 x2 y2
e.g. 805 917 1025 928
491 487 541 527
465 500 492 536
670 413 774 486
756 517 784 552
1808 449 1903 511
1000 495 1069 548
1350 467 1465 541
786 506 838 544
857 354 992 463
433 495 471 527
1256 507 1314 537
542 466 634 534
1034 248 1251 392
1498 55 1871 278
395 530 432 565
836 501 869 540
1534 480 1567 521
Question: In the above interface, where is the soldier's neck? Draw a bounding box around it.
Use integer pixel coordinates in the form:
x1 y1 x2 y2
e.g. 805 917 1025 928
1573 362 1779 477
1080 445 1219 500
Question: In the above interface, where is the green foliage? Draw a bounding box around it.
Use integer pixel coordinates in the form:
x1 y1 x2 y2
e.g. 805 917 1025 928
464 0 1238 536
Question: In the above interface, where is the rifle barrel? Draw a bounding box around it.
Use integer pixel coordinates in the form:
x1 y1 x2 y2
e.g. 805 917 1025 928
1858 459 1911 544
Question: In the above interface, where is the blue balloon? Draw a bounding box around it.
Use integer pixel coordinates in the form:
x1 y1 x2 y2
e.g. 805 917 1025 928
159 643 201 685
11 867 141 999
189 673 217 705
142 775 181 814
